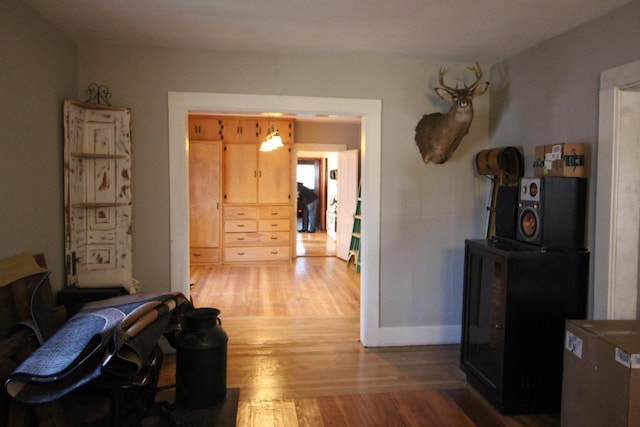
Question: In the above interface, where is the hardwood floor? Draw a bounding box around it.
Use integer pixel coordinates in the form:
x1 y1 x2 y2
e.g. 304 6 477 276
296 228 337 257
159 239 560 426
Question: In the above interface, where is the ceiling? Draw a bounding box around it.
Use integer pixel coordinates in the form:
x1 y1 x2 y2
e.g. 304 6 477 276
22 0 632 64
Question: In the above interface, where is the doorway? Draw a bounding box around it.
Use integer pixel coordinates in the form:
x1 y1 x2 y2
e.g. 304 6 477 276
594 59 640 319
296 157 336 257
168 92 383 346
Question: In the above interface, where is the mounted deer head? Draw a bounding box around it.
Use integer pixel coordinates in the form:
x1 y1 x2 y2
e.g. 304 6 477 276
415 63 489 164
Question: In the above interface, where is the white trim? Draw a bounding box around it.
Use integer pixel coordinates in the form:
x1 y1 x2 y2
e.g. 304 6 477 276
168 92 383 346
371 325 461 347
594 59 640 319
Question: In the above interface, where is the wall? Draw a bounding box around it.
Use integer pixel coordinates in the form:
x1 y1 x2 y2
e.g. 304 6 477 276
4 0 639 342
77 47 490 338
489 0 640 315
295 121 361 149
0 0 77 288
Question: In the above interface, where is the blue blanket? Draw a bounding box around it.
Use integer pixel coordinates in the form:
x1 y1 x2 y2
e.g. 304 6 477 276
5 292 187 404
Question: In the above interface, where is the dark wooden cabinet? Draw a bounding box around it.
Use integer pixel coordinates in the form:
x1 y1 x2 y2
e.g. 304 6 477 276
461 239 589 414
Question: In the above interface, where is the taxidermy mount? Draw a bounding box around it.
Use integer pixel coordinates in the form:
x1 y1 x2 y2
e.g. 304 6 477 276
415 63 489 164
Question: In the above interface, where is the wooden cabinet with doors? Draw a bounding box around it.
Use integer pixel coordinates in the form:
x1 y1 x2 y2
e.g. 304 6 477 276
219 118 294 145
220 116 295 263
189 115 223 140
461 239 589 414
189 139 222 264
219 118 267 143
223 143 292 204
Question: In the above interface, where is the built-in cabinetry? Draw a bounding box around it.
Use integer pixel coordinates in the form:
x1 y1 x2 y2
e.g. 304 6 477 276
223 205 291 262
63 100 133 283
188 115 294 264
461 239 589 415
189 140 221 264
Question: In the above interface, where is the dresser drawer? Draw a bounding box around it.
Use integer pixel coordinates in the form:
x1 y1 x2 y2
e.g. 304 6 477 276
258 206 291 219
225 219 257 232
224 206 257 220
224 246 290 262
224 231 289 246
190 247 220 264
258 219 290 232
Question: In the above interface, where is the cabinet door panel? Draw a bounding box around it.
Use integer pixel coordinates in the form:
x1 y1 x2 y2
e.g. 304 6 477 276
224 144 258 203
258 147 291 203
221 119 267 143
189 140 221 248
189 117 222 140
463 248 505 390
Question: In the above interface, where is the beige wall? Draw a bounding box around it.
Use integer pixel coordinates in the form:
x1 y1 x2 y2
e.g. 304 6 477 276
5 0 639 340
489 0 640 316
0 0 77 287
295 121 361 150
76 47 490 334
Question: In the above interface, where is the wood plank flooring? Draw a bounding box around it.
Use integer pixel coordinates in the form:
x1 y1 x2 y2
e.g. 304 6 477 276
160 233 559 426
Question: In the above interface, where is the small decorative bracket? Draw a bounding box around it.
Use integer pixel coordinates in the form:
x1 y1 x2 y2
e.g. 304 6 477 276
84 83 112 106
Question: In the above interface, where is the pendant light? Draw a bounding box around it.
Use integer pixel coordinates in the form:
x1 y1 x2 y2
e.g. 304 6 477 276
259 119 284 152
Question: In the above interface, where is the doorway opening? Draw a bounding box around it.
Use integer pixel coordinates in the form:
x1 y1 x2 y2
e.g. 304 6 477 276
168 92 383 346
594 59 640 319
296 157 337 257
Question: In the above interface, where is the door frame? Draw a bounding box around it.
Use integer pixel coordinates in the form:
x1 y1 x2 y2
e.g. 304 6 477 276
168 92 382 346
594 59 640 319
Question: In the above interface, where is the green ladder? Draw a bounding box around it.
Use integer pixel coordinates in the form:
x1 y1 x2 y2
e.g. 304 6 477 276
347 184 361 273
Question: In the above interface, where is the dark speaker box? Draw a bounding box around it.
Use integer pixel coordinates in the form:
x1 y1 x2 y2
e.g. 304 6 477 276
495 186 519 240
516 177 587 250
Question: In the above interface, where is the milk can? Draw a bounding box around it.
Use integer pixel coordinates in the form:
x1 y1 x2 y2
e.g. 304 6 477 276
175 307 228 408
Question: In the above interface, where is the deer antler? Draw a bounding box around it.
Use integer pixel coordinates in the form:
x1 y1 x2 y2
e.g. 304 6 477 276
438 67 457 92
465 62 483 90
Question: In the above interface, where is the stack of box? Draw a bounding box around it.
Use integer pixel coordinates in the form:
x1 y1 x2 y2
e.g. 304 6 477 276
562 319 640 427
533 143 585 177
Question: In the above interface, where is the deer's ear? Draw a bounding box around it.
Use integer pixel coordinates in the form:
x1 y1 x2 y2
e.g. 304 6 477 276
435 88 453 101
472 82 489 98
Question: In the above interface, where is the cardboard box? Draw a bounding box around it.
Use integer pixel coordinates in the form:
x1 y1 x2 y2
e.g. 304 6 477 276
533 143 585 177
562 320 640 427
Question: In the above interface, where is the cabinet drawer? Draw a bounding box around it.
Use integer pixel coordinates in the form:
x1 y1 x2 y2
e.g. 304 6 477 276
224 231 289 246
258 219 290 231
224 206 257 220
190 247 220 264
224 246 290 262
225 220 257 232
258 206 291 219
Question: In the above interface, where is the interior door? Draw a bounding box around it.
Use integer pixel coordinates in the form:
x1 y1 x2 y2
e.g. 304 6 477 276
336 149 359 260
63 100 132 284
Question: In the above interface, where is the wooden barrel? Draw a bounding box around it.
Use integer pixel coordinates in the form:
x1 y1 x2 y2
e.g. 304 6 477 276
475 147 523 178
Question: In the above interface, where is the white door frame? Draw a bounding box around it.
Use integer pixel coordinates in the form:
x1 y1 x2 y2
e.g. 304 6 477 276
594 59 640 319
168 92 383 346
